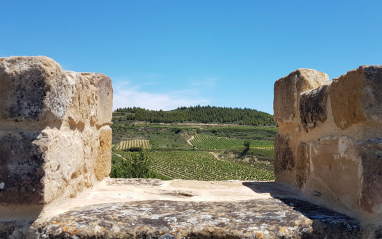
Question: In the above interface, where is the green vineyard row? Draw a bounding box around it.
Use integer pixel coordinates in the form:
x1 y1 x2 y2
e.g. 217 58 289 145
116 140 152 150
189 134 274 150
147 151 274 181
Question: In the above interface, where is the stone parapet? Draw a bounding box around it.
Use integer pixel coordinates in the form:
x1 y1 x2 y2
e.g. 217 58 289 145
274 66 382 229
0 56 113 205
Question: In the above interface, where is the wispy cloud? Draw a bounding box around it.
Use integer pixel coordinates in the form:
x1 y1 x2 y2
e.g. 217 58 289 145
113 82 211 111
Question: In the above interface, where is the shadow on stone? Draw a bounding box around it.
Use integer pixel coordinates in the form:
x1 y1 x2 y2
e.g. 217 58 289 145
243 182 361 238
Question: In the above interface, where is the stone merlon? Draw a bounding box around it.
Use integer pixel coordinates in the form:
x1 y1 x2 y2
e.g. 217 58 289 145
274 65 382 230
0 56 113 205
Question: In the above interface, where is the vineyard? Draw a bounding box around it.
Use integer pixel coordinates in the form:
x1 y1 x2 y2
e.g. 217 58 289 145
115 151 274 181
116 140 151 150
111 121 277 181
190 134 274 150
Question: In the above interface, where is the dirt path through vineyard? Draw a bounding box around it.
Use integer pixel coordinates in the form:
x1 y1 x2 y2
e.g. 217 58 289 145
209 152 221 160
113 152 127 160
187 136 194 146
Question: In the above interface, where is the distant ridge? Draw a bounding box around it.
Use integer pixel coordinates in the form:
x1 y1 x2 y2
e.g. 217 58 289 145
114 105 275 126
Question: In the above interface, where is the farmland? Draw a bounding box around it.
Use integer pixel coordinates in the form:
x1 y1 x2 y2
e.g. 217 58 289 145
116 140 151 150
111 108 277 181
190 134 274 150
114 150 274 181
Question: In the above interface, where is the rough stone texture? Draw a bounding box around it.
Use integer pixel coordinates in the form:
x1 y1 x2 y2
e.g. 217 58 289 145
30 199 361 239
296 143 309 190
0 56 72 121
273 69 329 132
2 177 378 238
274 66 382 233
0 131 44 204
273 134 294 182
299 85 328 132
0 221 34 239
357 139 382 214
95 126 113 180
300 137 363 215
0 179 360 239
0 56 113 205
330 65 382 129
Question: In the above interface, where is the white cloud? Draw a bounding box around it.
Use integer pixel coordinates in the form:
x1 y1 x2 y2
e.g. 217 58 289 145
113 83 211 111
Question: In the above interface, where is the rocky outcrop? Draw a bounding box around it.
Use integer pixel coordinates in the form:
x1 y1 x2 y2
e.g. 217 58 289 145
0 56 113 206
274 66 382 235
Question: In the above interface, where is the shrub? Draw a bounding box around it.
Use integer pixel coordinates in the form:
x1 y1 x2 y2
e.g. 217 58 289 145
110 151 171 180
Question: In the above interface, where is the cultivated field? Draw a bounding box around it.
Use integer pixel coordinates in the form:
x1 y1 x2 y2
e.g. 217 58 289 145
116 140 151 150
114 150 274 181
111 122 277 181
190 134 274 150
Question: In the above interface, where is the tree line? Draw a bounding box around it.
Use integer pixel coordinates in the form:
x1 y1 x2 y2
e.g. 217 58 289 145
114 105 275 126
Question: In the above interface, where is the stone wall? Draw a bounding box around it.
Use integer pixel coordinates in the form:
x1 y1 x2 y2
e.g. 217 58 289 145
0 56 113 205
274 66 382 225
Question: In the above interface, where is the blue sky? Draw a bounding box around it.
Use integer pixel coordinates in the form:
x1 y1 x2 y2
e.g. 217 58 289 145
1 1 381 114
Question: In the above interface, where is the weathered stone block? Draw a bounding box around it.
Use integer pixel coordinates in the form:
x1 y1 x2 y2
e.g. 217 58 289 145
274 134 294 178
65 72 113 128
274 65 382 229
0 56 72 122
274 69 329 127
296 142 309 189
95 126 112 180
305 137 362 211
357 139 382 214
295 137 382 219
330 65 382 129
0 56 113 205
0 131 44 204
299 85 328 132
38 129 87 203
81 73 113 126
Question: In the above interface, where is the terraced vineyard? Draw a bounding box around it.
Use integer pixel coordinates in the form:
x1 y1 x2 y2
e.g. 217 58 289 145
147 151 274 181
190 134 274 150
116 140 151 150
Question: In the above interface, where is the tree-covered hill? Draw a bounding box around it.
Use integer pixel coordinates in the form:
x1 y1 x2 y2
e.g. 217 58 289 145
114 105 275 126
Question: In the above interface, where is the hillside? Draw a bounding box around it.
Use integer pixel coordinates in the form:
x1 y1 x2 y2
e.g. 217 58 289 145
114 105 275 126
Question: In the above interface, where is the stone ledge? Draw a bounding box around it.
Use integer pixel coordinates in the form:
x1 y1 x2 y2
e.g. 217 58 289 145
29 198 360 238
1 179 370 238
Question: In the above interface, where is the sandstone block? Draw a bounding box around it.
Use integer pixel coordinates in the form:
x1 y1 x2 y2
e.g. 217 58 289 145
299 85 329 132
0 56 113 205
65 72 113 128
38 129 85 203
81 73 113 126
296 142 309 189
95 126 112 180
292 136 382 220
330 65 382 129
357 139 382 214
303 137 362 212
274 69 329 127
0 131 44 204
274 66 382 227
274 134 295 179
0 56 72 122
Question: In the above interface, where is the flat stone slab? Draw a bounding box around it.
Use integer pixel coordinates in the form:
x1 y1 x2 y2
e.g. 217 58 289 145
31 198 360 239
2 179 363 238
